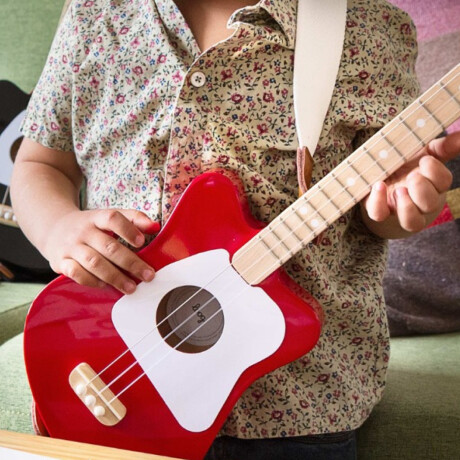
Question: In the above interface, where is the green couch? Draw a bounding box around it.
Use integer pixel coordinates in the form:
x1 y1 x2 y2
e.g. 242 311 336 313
1 281 460 459
0 0 459 458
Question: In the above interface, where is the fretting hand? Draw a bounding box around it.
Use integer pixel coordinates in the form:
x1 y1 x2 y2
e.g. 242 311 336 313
361 131 460 238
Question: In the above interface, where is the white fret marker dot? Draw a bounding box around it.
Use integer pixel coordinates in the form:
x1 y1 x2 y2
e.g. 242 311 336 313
311 219 320 228
379 149 388 159
416 118 426 128
347 177 356 187
300 207 308 215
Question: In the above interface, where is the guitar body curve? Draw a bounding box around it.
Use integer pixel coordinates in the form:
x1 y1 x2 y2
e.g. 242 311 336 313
24 171 322 460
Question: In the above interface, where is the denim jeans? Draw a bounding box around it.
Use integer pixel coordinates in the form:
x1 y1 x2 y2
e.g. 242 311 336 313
204 431 357 460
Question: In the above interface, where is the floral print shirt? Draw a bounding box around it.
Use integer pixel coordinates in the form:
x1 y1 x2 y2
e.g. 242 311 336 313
22 0 419 437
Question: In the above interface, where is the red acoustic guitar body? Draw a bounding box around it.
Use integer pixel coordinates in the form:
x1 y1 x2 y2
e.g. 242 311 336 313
24 172 322 460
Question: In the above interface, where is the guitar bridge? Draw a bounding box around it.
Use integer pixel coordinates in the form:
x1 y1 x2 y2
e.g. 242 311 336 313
69 362 126 426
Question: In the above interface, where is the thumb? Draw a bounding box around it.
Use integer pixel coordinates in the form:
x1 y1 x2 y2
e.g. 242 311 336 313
426 131 460 163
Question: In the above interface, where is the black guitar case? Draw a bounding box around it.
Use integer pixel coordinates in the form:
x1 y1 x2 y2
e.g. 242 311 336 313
0 80 55 282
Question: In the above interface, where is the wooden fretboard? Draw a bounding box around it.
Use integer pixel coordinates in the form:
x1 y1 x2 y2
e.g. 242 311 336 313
232 64 460 285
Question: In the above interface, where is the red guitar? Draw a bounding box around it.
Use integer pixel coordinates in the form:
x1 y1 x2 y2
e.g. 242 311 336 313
24 65 460 460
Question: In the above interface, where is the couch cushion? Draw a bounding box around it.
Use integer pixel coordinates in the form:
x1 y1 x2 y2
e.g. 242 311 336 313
357 332 460 459
0 333 33 434
0 282 44 345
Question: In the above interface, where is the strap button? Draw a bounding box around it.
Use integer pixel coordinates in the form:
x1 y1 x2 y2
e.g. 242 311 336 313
190 71 206 88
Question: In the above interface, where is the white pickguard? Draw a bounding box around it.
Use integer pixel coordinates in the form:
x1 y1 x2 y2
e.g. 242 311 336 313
112 249 285 432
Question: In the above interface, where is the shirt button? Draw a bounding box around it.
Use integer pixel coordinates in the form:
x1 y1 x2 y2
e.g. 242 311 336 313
190 71 206 88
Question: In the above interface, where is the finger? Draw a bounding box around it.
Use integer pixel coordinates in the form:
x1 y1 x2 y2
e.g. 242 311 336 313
58 258 105 289
72 245 138 295
364 181 391 222
94 210 146 247
394 187 426 233
89 233 155 283
119 209 161 234
406 170 445 215
426 131 460 163
418 155 453 193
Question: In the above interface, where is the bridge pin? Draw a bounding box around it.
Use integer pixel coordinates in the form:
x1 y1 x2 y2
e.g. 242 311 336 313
94 406 106 417
84 394 96 407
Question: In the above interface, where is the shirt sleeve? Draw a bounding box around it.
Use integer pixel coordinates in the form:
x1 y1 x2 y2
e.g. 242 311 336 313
20 2 76 152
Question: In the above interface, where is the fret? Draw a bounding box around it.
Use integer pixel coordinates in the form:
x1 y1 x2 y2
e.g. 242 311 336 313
279 216 303 244
265 221 299 257
441 81 460 107
346 157 370 185
417 99 445 131
232 238 281 285
316 161 371 217
258 230 288 260
403 98 444 148
283 210 312 241
297 198 326 233
331 171 356 204
442 66 460 101
399 116 424 145
309 195 327 220
362 145 386 174
317 183 341 213
379 130 405 161
419 74 460 130
273 201 316 242
346 149 380 187
292 206 317 238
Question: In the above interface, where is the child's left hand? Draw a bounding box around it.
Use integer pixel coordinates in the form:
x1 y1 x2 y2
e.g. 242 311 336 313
361 131 460 239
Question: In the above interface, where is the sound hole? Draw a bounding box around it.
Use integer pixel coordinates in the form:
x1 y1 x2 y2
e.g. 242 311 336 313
156 285 224 354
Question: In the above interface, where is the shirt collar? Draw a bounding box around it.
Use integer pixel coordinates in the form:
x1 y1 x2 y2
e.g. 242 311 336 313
229 0 298 49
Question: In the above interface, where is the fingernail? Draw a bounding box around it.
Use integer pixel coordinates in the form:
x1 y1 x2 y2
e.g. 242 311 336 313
143 269 155 282
124 281 137 294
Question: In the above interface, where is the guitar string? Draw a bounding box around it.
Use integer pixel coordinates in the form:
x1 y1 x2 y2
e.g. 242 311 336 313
0 187 13 226
1 186 10 208
86 74 460 403
89 74 460 395
107 84 460 403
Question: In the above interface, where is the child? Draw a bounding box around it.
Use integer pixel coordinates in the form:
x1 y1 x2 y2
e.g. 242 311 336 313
11 0 460 458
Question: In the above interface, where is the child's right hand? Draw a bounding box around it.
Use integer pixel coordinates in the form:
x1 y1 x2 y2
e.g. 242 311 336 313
11 138 160 295
44 208 160 294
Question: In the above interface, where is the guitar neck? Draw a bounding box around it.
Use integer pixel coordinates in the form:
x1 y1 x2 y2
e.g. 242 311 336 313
232 64 460 285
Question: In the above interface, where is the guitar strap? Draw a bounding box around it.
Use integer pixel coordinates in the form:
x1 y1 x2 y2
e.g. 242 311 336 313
293 0 347 193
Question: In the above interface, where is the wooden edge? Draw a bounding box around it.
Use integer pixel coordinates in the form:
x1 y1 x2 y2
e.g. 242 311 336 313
0 430 183 460
0 262 15 280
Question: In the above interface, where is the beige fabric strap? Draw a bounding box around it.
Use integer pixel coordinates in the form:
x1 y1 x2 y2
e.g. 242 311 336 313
293 0 347 156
